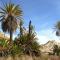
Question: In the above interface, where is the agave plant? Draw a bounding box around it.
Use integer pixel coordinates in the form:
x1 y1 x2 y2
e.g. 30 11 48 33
0 3 22 42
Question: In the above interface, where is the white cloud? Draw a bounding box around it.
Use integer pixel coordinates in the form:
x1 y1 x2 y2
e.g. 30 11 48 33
36 28 60 44
37 35 50 44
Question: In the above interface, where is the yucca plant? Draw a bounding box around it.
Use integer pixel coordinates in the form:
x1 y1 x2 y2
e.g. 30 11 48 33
0 2 22 43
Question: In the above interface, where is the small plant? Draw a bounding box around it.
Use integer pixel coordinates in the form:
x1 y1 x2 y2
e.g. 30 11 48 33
10 43 24 56
0 38 8 48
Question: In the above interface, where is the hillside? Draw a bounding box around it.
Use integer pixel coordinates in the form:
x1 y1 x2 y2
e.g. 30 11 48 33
40 40 60 53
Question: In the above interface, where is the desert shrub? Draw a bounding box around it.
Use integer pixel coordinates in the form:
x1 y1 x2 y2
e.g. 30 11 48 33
30 41 39 51
53 45 60 56
14 21 41 56
14 33 41 56
30 41 41 56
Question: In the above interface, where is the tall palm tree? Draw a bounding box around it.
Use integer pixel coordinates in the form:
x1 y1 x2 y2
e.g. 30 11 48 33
55 21 60 36
0 3 22 42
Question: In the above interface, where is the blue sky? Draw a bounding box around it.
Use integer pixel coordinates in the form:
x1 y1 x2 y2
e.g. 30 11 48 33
0 0 60 44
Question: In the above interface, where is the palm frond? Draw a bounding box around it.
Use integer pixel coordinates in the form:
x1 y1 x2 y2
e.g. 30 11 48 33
0 17 5 22
55 21 60 30
0 3 22 33
0 7 7 13
1 21 8 32
0 12 6 14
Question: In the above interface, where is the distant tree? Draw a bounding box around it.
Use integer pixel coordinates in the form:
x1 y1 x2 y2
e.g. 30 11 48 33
0 2 22 43
55 21 60 36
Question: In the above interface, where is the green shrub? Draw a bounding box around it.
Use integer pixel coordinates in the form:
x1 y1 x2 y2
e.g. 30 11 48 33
0 38 8 48
53 45 60 56
10 43 23 56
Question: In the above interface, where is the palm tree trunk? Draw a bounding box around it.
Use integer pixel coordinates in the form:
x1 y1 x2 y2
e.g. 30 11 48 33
9 15 13 43
10 29 13 42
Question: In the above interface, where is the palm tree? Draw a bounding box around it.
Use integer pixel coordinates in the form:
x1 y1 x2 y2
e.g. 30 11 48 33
55 21 60 36
0 3 22 43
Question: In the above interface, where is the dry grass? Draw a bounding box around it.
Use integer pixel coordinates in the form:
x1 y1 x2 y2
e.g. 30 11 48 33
0 55 60 60
49 55 60 60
